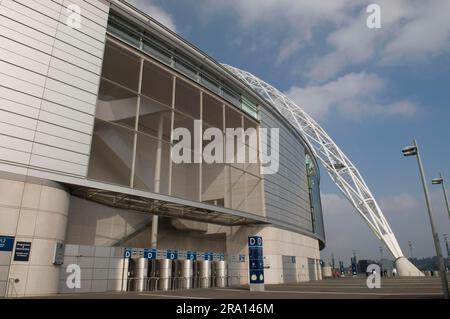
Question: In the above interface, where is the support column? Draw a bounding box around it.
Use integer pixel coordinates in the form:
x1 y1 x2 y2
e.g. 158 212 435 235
151 115 164 249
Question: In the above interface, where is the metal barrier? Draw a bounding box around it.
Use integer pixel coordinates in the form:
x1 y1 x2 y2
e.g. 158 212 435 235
126 277 139 292
146 277 160 291
171 277 188 290
5 278 19 298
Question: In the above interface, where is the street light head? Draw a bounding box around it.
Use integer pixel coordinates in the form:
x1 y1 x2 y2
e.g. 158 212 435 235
432 178 443 185
402 146 417 156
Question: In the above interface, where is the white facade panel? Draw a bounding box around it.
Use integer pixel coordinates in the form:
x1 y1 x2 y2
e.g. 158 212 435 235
36 122 92 145
33 0 63 14
0 122 35 142
0 73 44 98
55 29 104 58
40 100 94 125
0 35 52 65
53 39 102 68
47 67 99 94
34 132 91 155
45 78 97 105
0 98 40 119
0 135 33 154
52 47 101 75
0 0 110 181
38 111 93 134
0 1 59 31
49 58 100 84
0 87 42 109
58 22 105 50
0 48 49 75
0 110 38 130
0 147 30 166
43 89 96 115
14 0 62 20
32 144 89 166
0 61 47 87
0 16 55 46
29 154 87 177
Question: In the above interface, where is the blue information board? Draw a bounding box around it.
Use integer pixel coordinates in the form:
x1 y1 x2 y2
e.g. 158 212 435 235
248 236 264 284
0 236 14 252
14 241 31 262
166 250 178 260
187 251 197 260
144 248 157 260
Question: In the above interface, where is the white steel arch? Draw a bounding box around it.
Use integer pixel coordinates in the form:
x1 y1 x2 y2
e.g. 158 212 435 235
223 64 404 259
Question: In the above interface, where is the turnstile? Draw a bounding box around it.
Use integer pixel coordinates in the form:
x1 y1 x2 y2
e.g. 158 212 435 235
179 259 194 289
155 259 172 291
195 260 212 288
212 261 227 288
127 258 147 292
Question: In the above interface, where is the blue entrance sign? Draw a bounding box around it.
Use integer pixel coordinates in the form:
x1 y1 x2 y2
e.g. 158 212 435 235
14 241 31 262
248 236 264 284
124 248 131 258
144 248 157 260
187 251 197 260
166 250 178 260
204 252 213 261
0 236 14 252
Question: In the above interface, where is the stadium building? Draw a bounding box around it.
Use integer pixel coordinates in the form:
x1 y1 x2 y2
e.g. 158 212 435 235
0 0 326 296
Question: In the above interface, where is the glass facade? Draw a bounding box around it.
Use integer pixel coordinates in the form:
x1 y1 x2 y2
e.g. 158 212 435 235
106 10 259 119
88 40 263 216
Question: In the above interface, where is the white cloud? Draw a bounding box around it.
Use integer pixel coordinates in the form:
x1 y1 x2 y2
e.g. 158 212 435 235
201 0 356 63
286 72 418 121
127 0 177 32
202 0 450 80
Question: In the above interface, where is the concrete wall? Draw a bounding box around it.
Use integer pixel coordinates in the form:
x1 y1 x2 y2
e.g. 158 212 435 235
58 245 126 294
226 225 321 285
0 176 70 296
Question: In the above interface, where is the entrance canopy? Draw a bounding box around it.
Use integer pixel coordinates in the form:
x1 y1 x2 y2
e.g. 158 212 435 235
70 186 270 227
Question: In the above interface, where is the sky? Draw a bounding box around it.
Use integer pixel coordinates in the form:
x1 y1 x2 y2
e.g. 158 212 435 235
127 0 450 264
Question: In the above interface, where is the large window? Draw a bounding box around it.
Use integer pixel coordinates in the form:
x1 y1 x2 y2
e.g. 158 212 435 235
88 40 264 216
96 79 138 129
102 42 140 91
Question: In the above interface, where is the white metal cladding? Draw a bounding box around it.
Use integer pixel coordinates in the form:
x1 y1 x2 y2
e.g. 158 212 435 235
0 0 110 178
224 65 404 259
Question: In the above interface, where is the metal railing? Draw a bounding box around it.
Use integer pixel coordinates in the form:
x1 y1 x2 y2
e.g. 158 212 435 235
124 274 242 292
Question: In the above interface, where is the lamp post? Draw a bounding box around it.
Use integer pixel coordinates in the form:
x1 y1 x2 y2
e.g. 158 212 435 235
402 139 449 299
408 241 414 258
444 234 449 259
432 173 450 224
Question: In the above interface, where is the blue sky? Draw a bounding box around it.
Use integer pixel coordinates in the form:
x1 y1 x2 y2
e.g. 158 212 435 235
128 0 450 264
